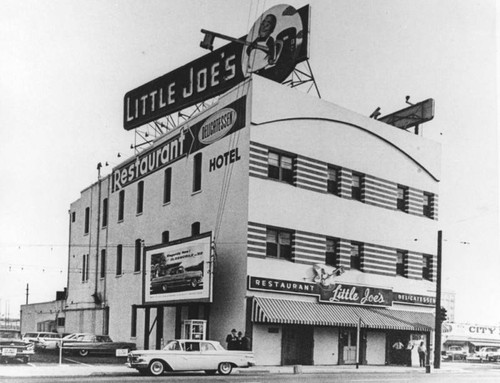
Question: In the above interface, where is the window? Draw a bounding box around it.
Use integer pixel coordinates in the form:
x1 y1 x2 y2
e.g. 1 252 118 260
102 198 108 228
268 152 294 184
84 207 90 234
327 166 339 195
71 212 76 222
163 168 172 204
134 239 142 272
423 254 432 280
131 306 137 337
396 250 406 276
162 231 170 244
118 190 125 221
397 186 407 212
266 228 292 260
423 192 433 218
116 245 123 276
350 242 362 270
325 238 338 267
82 254 89 282
193 153 202 192
57 317 65 326
137 181 144 215
351 173 362 201
191 222 200 236
100 249 106 278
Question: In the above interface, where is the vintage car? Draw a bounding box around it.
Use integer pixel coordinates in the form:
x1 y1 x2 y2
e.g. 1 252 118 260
151 266 203 293
127 339 255 376
476 346 500 362
443 345 468 360
0 329 35 363
23 331 67 350
62 334 136 357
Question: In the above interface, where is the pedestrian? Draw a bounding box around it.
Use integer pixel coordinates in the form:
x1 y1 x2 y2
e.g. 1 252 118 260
418 341 426 367
241 332 252 351
225 329 238 350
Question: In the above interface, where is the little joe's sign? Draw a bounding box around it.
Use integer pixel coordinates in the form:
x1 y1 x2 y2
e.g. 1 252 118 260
248 276 393 307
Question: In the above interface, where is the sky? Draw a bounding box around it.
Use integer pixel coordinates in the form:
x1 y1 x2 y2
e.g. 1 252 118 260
0 0 498 324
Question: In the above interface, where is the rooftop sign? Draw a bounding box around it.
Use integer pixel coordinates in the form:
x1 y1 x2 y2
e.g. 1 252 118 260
123 4 309 130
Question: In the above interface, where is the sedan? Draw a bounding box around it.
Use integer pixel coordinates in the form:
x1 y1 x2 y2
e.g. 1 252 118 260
62 334 136 357
127 339 255 376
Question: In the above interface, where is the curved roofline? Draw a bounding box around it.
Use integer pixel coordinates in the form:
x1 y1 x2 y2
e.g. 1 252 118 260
252 117 439 182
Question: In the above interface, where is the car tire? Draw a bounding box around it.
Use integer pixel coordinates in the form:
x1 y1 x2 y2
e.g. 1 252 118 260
205 370 217 375
218 362 233 375
79 349 89 357
22 357 29 364
149 360 165 376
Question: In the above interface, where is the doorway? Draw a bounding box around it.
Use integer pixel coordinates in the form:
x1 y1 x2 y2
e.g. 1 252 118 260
282 325 313 365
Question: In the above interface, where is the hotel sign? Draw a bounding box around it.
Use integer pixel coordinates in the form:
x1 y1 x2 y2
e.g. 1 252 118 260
113 96 246 192
123 5 310 130
248 276 392 307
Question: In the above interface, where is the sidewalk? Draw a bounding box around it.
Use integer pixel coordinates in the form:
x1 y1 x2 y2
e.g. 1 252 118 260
0 362 478 378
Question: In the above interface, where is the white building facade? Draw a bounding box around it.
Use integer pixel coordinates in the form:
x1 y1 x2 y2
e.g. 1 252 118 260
65 76 440 366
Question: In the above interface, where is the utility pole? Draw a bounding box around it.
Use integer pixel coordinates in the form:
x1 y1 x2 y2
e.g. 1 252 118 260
433 230 443 369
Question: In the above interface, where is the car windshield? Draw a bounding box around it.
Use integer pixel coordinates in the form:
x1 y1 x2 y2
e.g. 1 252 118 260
164 340 182 351
96 336 112 342
0 331 21 339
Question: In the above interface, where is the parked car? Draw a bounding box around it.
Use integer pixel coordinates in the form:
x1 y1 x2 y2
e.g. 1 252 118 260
0 329 35 363
62 334 136 357
151 266 203 293
127 339 255 376
477 347 500 362
443 345 468 360
23 332 66 350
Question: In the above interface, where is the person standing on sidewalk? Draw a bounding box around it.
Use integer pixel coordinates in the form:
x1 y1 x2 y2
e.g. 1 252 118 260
417 341 426 367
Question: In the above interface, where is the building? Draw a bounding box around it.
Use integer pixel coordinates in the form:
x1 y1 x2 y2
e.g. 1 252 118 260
442 322 500 355
20 290 66 334
64 75 440 366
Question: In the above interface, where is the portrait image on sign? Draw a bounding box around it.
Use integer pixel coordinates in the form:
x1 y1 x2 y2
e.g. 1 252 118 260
242 4 304 82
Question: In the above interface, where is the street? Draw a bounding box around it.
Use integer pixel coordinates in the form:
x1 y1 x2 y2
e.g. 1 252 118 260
1 361 500 383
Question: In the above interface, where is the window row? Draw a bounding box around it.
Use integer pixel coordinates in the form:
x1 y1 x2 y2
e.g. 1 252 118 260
251 224 434 281
79 153 202 234
80 223 201 281
250 143 437 219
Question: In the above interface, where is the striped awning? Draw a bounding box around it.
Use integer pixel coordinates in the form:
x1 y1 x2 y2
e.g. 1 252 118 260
251 297 434 332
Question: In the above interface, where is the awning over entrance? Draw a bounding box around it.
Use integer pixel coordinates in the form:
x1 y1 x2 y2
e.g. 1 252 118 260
252 297 434 332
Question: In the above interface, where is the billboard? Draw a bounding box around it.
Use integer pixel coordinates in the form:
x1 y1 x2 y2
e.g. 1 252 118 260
144 233 213 304
123 4 309 130
378 98 435 130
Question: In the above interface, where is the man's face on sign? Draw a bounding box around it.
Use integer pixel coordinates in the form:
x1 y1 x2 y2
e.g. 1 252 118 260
259 15 274 38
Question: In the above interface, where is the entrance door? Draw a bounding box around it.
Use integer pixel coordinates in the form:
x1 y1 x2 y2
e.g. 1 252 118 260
339 328 358 364
282 325 313 365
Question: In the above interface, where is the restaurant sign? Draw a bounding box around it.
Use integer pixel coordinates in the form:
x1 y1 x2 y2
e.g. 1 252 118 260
248 276 392 307
112 96 246 192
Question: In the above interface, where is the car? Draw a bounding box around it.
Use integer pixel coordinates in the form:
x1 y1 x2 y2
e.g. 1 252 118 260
443 345 468 360
476 347 500 362
151 266 203 293
61 334 136 357
127 339 255 376
23 332 66 350
0 329 35 363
